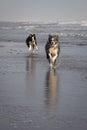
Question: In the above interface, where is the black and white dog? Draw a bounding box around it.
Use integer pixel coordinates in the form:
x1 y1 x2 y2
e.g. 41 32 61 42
26 34 38 52
45 34 60 68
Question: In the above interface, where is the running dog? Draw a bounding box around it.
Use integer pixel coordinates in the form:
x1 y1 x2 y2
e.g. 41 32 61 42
45 34 60 68
26 34 38 52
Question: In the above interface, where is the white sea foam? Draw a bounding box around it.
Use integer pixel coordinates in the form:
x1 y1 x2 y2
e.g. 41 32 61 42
80 21 87 26
58 20 87 27
58 21 79 25
24 25 36 31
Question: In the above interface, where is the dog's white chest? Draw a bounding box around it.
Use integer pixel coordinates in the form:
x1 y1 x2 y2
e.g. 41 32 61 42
49 47 58 57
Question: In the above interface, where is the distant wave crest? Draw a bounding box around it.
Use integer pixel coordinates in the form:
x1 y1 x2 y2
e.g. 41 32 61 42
0 21 87 45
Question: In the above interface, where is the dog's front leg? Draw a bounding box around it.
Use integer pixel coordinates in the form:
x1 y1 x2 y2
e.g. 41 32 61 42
49 53 57 63
29 45 32 51
52 54 58 62
48 53 53 68
49 53 52 61
33 42 38 50
35 44 38 50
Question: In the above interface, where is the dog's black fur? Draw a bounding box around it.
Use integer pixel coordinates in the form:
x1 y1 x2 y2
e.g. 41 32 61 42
45 34 60 67
26 34 38 52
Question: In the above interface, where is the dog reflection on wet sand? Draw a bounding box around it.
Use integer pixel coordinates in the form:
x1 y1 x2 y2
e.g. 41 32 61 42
45 69 58 107
26 55 35 74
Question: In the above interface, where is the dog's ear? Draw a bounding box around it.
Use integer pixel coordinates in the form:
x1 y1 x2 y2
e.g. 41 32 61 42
33 34 36 40
48 34 52 38
29 34 32 37
48 34 52 41
33 34 36 37
55 35 59 41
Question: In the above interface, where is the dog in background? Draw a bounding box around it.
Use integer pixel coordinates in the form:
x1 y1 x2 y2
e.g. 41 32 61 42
26 34 38 53
45 34 60 68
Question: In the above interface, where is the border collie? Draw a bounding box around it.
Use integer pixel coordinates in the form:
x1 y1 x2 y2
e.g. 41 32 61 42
45 34 60 68
26 34 38 53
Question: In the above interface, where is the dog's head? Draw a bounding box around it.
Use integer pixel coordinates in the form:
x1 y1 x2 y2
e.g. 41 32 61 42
48 34 58 47
28 34 36 42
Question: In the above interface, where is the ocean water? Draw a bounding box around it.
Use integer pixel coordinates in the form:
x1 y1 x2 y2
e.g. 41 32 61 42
0 21 87 46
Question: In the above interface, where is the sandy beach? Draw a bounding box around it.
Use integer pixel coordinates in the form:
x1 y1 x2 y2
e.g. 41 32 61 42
0 40 87 130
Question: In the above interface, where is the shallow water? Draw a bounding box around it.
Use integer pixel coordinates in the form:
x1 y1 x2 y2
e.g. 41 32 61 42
0 40 87 129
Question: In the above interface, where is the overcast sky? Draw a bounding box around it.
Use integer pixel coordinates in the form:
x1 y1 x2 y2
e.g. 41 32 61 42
0 0 87 22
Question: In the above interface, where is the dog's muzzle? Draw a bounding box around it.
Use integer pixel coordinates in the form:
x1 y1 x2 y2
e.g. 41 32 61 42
32 37 35 42
51 41 56 47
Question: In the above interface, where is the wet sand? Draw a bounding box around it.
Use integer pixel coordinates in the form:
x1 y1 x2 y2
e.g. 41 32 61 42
0 41 87 130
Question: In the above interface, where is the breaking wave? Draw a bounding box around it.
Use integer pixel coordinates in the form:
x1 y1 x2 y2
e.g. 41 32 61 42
0 21 87 46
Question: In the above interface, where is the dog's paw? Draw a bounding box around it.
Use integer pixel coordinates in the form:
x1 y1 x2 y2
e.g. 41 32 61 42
49 63 52 67
49 63 53 68
53 64 59 69
36 46 38 50
53 65 57 69
28 46 32 51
